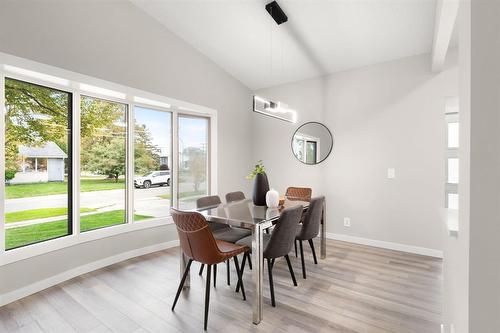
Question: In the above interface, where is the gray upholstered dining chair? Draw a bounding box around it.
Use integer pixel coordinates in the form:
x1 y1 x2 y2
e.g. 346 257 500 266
225 191 246 203
236 205 303 307
196 195 252 286
296 196 325 279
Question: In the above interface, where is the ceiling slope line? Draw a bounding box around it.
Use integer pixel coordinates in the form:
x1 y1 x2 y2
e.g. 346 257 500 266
431 0 460 72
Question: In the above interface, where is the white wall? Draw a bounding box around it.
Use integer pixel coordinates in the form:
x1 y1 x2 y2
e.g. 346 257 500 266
255 52 458 254
469 0 500 331
0 0 252 296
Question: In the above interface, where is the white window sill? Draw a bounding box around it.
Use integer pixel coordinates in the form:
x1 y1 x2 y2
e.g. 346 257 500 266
0 217 174 266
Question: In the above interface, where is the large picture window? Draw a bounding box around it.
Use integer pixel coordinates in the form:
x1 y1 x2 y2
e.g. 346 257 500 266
4 78 72 250
134 106 172 220
1 57 215 259
80 96 128 232
178 115 209 210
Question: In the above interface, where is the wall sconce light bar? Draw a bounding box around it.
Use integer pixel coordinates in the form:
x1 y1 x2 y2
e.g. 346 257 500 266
253 95 297 123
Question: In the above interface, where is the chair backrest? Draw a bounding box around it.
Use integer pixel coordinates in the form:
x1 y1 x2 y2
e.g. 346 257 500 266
285 187 312 201
297 196 324 241
170 208 226 265
264 205 303 259
196 195 227 232
226 191 246 203
196 195 222 209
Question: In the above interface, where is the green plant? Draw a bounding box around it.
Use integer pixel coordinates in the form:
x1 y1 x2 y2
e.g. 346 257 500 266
246 160 266 180
5 170 16 182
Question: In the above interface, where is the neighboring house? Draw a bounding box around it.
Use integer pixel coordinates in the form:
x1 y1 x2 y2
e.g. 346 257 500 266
10 141 67 184
159 149 169 170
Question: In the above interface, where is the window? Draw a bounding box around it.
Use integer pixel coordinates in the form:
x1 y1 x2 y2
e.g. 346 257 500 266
80 96 127 232
445 102 459 209
4 78 72 250
293 134 320 164
134 106 172 221
178 115 209 209
1 56 216 259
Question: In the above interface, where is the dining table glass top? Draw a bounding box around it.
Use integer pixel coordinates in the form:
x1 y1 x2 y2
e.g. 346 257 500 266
197 198 309 229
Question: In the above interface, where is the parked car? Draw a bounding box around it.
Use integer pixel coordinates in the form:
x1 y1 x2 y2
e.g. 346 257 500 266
134 171 170 189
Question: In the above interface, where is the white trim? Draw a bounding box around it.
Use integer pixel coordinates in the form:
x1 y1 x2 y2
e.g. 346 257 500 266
326 233 443 258
0 239 179 307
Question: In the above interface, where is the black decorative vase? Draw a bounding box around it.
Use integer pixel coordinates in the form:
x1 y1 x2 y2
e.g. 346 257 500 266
252 173 270 206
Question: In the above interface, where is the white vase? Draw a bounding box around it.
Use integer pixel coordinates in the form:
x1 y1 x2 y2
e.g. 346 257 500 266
266 189 279 208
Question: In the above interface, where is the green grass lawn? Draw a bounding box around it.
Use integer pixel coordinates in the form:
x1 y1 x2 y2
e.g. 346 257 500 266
5 207 96 223
6 178 125 199
5 210 151 250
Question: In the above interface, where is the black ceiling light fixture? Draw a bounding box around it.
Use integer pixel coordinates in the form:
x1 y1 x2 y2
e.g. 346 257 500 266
265 1 288 25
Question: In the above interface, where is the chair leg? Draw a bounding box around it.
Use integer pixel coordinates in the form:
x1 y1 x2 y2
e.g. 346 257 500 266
236 253 247 293
172 259 193 311
284 255 298 286
247 253 253 270
199 263 204 276
226 260 230 286
213 264 217 288
204 265 211 331
234 256 246 300
299 240 306 279
295 239 298 257
308 239 318 264
267 258 276 307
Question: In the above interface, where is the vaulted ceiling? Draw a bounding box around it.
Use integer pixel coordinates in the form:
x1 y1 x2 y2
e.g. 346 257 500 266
131 0 456 90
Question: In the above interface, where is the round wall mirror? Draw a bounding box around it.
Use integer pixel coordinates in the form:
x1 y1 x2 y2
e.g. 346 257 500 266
291 122 333 165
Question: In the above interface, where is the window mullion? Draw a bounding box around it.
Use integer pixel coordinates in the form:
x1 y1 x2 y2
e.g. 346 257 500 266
0 73 5 254
127 104 134 224
73 92 81 235
172 112 179 209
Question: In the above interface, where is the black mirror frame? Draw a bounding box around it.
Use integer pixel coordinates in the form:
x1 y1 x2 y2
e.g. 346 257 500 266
291 121 334 165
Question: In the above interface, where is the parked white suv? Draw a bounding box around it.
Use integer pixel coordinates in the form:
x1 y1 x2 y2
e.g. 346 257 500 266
134 171 170 189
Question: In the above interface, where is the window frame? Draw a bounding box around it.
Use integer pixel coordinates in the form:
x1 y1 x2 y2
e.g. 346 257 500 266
445 108 459 209
177 114 212 209
0 52 217 265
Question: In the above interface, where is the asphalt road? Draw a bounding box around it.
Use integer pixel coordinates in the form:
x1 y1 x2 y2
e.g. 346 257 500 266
5 186 172 218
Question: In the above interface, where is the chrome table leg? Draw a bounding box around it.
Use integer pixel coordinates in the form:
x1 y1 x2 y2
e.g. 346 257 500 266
251 223 264 324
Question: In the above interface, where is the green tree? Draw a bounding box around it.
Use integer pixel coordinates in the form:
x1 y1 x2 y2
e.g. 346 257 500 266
183 147 206 191
5 80 161 182
134 123 160 175
83 137 125 182
4 78 70 180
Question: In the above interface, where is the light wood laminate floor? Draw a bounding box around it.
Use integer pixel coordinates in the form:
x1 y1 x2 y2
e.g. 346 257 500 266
0 240 442 333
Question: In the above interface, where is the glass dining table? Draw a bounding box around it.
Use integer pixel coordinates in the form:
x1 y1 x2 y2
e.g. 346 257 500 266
180 198 327 325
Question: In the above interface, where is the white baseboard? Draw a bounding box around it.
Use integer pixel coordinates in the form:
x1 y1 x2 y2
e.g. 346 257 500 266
0 240 179 307
326 233 443 258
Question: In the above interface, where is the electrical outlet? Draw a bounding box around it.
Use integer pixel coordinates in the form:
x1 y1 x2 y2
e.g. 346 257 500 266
343 217 351 227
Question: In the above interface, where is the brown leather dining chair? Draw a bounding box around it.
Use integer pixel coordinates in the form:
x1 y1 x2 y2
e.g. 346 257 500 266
285 186 312 201
196 195 252 286
171 208 248 331
296 196 325 279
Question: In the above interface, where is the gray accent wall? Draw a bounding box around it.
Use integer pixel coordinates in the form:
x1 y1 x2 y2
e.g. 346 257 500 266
0 1 252 296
